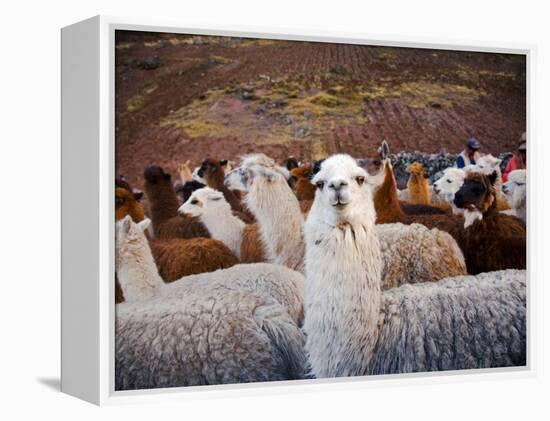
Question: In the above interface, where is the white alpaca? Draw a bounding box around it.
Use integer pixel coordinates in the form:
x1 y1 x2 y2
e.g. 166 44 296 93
432 167 466 215
502 169 526 223
178 187 245 258
303 154 526 378
243 165 305 272
115 217 164 302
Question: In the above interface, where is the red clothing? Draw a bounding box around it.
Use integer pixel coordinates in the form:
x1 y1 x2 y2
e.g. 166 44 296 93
502 155 526 182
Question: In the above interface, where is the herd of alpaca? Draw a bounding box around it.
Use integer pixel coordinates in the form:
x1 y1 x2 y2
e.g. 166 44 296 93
114 141 527 390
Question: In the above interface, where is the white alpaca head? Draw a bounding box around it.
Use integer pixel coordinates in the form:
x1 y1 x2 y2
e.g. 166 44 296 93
177 187 230 218
503 169 526 209
308 154 373 227
470 154 502 175
115 216 151 263
433 167 466 201
225 153 290 191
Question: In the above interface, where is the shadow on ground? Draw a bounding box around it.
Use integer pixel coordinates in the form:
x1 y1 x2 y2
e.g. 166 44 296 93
37 377 60 392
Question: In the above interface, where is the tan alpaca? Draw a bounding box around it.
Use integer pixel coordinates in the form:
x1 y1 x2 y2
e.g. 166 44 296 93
406 162 431 205
177 160 193 183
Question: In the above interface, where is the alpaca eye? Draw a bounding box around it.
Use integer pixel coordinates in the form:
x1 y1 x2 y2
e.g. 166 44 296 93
373 160 381 166
356 176 365 185
115 197 125 207
191 199 199 205
316 181 325 190
447 179 451 183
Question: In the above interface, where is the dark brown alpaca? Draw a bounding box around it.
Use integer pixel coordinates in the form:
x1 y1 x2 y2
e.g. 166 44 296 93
454 172 526 274
198 158 255 223
143 166 210 240
149 238 238 282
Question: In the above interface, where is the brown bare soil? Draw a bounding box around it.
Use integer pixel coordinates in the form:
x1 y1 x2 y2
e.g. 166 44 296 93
115 31 526 188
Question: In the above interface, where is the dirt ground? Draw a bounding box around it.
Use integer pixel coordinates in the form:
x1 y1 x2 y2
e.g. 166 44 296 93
115 31 526 188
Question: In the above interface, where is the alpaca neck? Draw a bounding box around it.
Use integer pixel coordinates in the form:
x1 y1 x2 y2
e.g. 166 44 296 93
199 209 245 258
304 202 382 378
206 174 243 212
373 163 406 222
146 182 179 226
246 179 305 272
117 235 164 302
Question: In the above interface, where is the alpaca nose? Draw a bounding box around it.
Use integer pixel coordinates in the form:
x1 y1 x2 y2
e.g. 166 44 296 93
329 179 348 191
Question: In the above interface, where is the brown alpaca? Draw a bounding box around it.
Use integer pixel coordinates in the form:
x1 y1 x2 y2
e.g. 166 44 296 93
115 188 145 223
453 172 526 274
290 164 316 201
239 223 267 263
198 158 254 223
406 162 431 205
143 166 210 240
149 238 238 282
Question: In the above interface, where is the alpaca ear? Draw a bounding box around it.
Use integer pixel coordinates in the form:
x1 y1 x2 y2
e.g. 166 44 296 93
137 218 151 232
488 171 498 186
119 215 133 235
379 140 390 160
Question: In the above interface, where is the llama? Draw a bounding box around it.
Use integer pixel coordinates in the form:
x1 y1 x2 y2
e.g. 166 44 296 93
432 167 467 215
115 187 145 224
115 217 163 302
178 187 245 259
116 216 305 324
197 158 254 222
241 164 305 272
290 164 316 202
454 171 526 274
467 154 509 210
502 169 526 224
143 165 211 240
406 162 431 205
303 154 526 378
177 160 193 183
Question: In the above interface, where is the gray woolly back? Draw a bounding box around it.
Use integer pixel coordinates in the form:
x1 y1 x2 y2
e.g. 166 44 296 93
368 269 526 375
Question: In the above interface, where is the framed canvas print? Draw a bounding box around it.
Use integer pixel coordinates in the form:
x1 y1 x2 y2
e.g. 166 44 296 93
61 15 531 405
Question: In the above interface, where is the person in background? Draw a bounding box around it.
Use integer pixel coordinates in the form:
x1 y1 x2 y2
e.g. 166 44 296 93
456 137 481 168
502 133 527 182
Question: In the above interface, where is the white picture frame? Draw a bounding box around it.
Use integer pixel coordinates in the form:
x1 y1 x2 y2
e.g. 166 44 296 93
61 15 534 406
